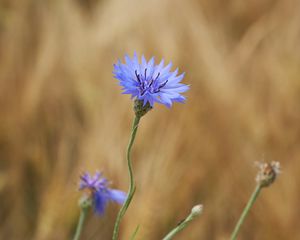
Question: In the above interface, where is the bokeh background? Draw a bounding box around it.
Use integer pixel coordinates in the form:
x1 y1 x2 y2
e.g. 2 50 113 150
0 0 299 239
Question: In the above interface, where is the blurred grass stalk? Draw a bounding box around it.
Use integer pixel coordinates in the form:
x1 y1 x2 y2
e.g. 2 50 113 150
230 161 280 240
230 185 262 240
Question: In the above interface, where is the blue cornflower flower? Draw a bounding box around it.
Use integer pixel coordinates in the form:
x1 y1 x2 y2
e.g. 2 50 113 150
79 171 127 215
113 53 189 108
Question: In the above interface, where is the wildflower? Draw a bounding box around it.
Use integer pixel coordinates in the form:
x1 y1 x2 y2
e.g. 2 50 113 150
113 53 189 108
79 171 127 215
255 161 281 188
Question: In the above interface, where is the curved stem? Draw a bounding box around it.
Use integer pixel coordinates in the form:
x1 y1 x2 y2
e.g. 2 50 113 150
230 184 262 240
112 116 141 240
73 206 89 240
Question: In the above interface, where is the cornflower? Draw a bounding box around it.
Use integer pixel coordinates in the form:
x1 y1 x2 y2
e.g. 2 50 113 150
113 53 189 108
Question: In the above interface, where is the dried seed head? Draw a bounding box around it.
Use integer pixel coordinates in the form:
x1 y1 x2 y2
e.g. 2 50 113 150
255 161 281 188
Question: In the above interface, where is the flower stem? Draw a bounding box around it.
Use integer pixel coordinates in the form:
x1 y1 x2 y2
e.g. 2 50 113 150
112 116 141 240
73 206 89 240
129 225 140 240
230 184 262 240
162 205 203 240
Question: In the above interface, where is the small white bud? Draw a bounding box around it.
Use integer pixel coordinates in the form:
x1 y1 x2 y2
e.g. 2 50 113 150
191 204 203 217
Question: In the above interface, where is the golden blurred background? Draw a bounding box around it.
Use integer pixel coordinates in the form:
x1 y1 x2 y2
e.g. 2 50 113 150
0 0 299 239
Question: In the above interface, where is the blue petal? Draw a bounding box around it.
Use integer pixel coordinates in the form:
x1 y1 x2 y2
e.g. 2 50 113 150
125 55 133 67
160 94 173 108
146 57 155 79
172 95 186 103
93 191 108 215
152 59 165 78
141 55 147 74
107 189 127 204
168 73 185 85
132 52 140 73
164 85 190 93
159 62 173 77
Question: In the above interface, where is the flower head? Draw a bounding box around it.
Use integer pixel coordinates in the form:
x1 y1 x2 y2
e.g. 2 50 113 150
113 53 189 108
79 171 127 215
255 161 281 188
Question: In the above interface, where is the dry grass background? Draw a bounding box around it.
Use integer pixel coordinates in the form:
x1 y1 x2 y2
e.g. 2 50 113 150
0 0 299 239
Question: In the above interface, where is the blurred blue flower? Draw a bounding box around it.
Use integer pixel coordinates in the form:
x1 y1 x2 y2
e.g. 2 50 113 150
79 172 127 215
113 53 189 108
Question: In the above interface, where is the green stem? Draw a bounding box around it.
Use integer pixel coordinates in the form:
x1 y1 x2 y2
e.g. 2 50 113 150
73 206 89 240
112 116 141 240
230 184 262 240
129 225 140 240
162 209 201 240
